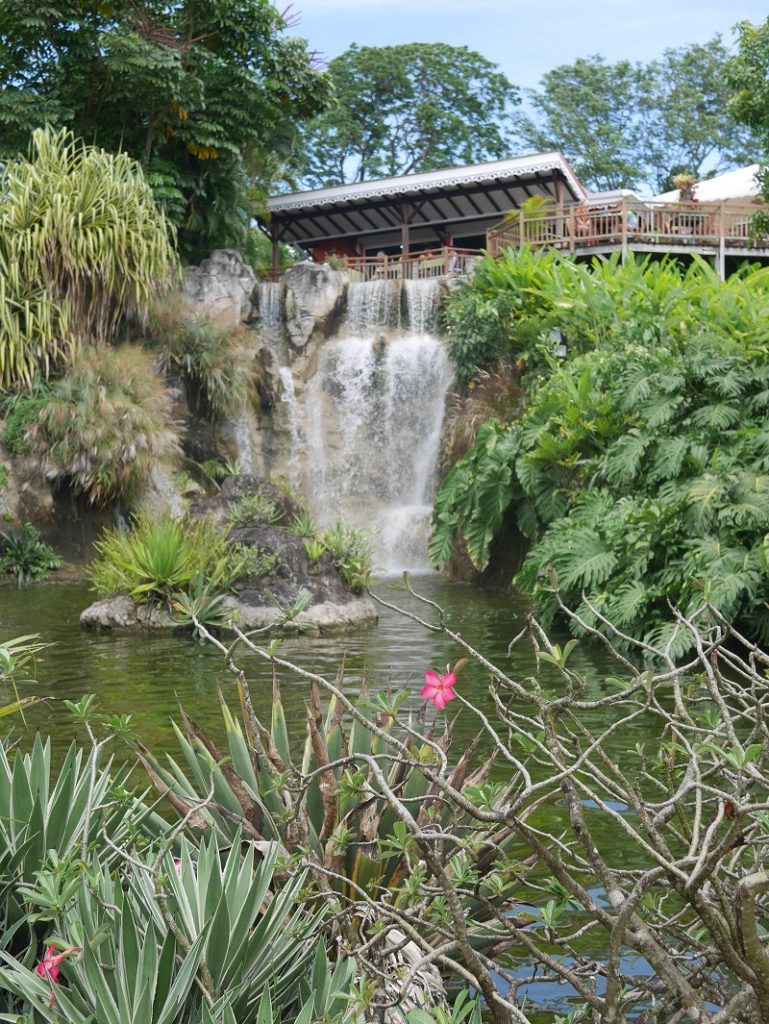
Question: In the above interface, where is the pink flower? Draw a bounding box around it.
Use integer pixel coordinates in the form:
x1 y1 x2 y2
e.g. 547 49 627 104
173 857 183 875
421 670 458 709
36 945 81 985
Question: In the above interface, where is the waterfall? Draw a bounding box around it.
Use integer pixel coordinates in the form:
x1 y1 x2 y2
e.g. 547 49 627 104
278 366 304 489
404 278 441 334
347 280 402 336
231 410 257 474
302 279 452 574
258 282 283 346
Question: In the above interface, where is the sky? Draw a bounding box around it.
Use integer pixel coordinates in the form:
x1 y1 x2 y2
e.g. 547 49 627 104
289 0 769 91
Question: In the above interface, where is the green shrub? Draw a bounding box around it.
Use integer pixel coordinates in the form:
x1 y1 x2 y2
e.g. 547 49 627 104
433 272 769 651
1 390 51 455
228 491 282 526
87 514 239 605
234 543 277 578
0 523 60 585
320 521 374 592
0 127 177 390
150 304 252 419
23 345 180 506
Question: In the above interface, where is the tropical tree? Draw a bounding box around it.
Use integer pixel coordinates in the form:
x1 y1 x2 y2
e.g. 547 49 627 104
0 0 331 258
0 128 177 390
516 39 756 192
297 43 520 187
728 16 769 231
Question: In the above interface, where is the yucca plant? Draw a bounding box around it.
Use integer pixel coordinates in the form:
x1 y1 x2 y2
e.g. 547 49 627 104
87 513 241 606
134 677 517 934
0 127 178 389
21 344 181 506
0 834 357 1024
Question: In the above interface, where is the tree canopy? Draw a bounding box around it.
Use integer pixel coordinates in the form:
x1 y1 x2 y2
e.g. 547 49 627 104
297 43 520 188
0 0 331 259
728 17 769 214
515 39 756 192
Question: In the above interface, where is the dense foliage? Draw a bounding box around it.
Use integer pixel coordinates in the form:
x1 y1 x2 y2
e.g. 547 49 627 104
0 128 177 390
434 251 769 650
0 523 60 585
20 345 180 506
87 514 243 606
516 39 757 191
0 0 330 258
297 43 519 187
150 305 253 419
728 16 769 236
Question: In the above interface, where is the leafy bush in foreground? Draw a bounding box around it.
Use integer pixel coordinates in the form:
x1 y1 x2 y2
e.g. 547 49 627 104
22 345 181 506
443 247 769 381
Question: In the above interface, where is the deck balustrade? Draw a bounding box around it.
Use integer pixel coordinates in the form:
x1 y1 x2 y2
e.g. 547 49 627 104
486 198 769 274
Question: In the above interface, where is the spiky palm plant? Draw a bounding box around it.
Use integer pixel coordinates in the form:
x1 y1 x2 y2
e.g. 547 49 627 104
0 127 178 389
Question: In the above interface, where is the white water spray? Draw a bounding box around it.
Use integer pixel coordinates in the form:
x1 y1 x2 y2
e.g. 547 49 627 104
302 279 451 573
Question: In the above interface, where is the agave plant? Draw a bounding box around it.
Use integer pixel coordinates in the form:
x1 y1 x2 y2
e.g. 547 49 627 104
87 513 242 605
134 675 518 936
0 834 357 1024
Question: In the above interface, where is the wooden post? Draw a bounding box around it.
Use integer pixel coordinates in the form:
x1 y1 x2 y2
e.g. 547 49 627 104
621 197 628 265
400 202 410 260
519 207 525 249
717 202 726 280
555 176 565 242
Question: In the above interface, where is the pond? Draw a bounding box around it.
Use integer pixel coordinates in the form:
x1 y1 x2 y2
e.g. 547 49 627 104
0 575 643 1019
0 576 555 753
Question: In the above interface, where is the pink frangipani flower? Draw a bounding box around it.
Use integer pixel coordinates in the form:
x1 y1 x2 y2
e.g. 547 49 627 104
421 669 458 709
36 945 81 985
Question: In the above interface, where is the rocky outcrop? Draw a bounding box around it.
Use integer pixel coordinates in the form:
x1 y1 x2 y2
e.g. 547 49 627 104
81 475 377 634
80 595 174 630
283 261 348 350
182 249 256 328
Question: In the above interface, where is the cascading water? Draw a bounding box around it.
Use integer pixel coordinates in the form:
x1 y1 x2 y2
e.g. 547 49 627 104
258 281 283 345
278 366 305 490
302 279 452 574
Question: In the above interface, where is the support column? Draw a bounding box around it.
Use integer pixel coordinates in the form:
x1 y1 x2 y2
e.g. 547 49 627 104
717 203 726 280
400 202 411 258
554 176 565 241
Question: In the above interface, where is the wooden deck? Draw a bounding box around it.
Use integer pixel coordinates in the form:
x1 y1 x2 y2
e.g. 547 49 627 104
257 247 482 282
486 199 769 277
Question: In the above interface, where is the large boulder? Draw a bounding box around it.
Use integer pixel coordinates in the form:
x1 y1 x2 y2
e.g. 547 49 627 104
284 261 348 350
182 249 256 328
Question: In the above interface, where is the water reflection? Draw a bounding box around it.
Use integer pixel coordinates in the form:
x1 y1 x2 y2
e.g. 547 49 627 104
1 576 547 757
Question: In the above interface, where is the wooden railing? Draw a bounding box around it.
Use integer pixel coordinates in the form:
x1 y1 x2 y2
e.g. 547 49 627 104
256 247 482 282
342 246 482 281
486 200 769 258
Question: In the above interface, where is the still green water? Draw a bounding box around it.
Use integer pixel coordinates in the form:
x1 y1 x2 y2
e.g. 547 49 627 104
0 576 564 757
0 575 639 1018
